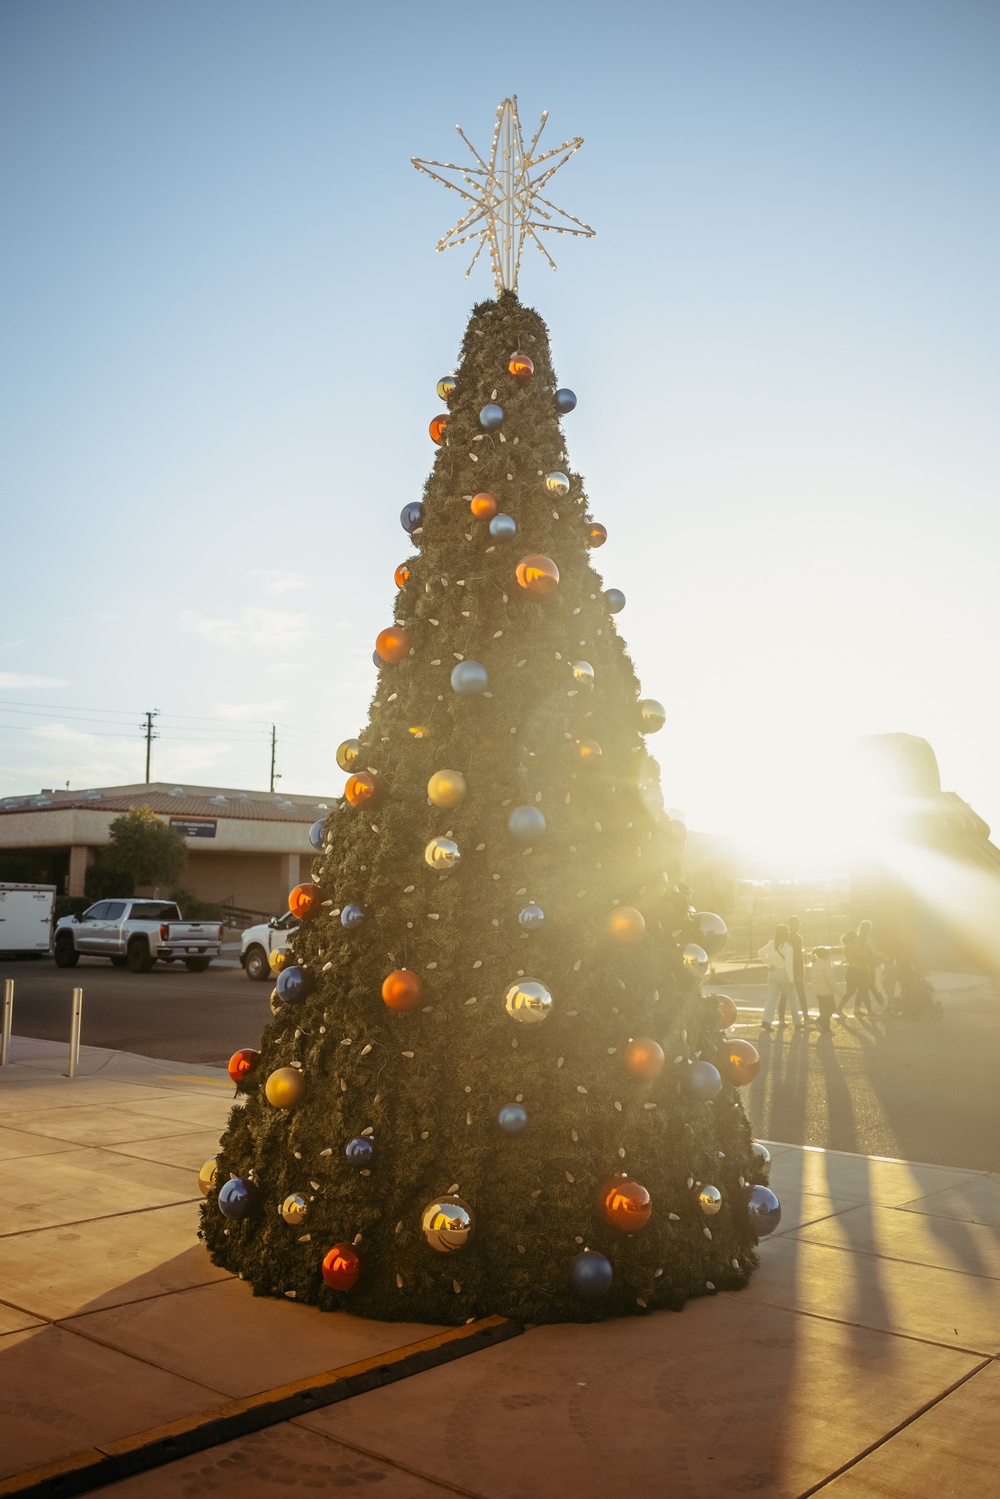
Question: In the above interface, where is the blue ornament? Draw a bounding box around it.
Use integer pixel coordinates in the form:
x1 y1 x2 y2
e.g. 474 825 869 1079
479 403 504 430
570 1249 613 1300
489 513 517 540
345 1136 375 1169
218 1177 258 1220
605 588 626 614
747 1185 781 1237
451 660 488 695
555 388 577 414
372 650 381 667
308 818 326 852
340 904 366 930
508 805 546 842
689 1060 723 1102
276 965 313 1005
518 904 545 930
498 1104 528 1134
400 502 424 535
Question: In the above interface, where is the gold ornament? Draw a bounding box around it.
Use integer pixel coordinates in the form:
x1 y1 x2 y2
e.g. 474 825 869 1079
683 943 709 976
515 553 560 596
281 1193 308 1225
436 375 457 402
624 1038 665 1080
608 906 646 943
265 1067 305 1109
198 1158 218 1197
544 472 570 496
269 948 290 975
571 660 595 686
638 698 666 733
425 836 461 871
504 978 553 1024
336 738 360 772
420 1194 475 1252
577 739 602 766
698 1185 722 1216
269 987 282 1016
427 769 467 809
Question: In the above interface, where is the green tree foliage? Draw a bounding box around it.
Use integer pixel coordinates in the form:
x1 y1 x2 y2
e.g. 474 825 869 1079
102 807 186 894
203 293 769 1323
84 862 135 901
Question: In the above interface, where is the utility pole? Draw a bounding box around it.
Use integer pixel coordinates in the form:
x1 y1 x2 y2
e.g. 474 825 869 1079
269 724 280 794
141 710 160 784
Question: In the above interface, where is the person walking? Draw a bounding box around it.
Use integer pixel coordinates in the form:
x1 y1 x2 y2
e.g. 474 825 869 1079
758 923 803 1032
810 946 840 1032
787 915 812 1023
857 919 885 1011
840 930 872 1017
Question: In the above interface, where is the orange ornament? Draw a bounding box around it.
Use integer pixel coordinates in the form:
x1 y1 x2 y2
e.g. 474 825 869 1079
322 1241 362 1291
382 968 423 1012
470 492 497 520
429 413 449 444
607 906 646 943
515 554 560 596
600 1177 652 1233
288 883 324 921
394 562 411 587
716 1038 761 1087
344 772 381 809
577 739 602 767
586 522 608 547
227 1048 261 1084
624 1038 665 1080
375 626 412 664
508 350 534 383
715 993 738 1029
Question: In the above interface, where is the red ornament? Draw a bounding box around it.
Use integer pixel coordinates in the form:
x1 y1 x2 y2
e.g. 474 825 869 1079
508 351 534 383
586 522 608 547
375 626 412 664
429 413 449 445
623 1038 664 1080
607 906 646 943
515 554 560 596
600 1177 652 1233
288 883 324 921
577 739 603 767
344 772 381 809
321 1241 362 1291
717 1039 761 1087
470 492 497 520
394 563 411 587
715 994 738 1029
382 968 423 1012
227 1048 260 1084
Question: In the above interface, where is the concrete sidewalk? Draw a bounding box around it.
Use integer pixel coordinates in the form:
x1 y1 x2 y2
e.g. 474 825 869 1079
1 1036 998 1497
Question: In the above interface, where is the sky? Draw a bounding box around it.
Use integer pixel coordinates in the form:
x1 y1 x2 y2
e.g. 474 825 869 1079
1 0 998 875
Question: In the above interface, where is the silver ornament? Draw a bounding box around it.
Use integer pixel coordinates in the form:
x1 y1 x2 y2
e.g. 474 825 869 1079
505 978 553 1024
420 1194 475 1252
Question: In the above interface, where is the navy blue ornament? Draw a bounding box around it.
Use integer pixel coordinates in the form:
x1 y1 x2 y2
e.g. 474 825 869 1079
372 650 381 667
218 1177 258 1220
340 904 366 930
489 513 517 540
451 660 488 695
689 1060 723 1101
400 502 424 535
747 1185 781 1236
555 388 577 414
518 903 545 930
345 1136 375 1169
570 1249 613 1300
479 403 504 430
498 1104 528 1134
605 588 626 614
276 965 313 1005
508 805 546 842
308 819 326 852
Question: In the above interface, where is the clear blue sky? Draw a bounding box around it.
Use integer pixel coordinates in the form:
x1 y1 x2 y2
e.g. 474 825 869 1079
2 0 998 870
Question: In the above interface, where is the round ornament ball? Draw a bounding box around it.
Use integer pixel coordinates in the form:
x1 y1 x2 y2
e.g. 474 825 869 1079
698 1185 723 1216
507 805 546 842
498 1104 528 1133
322 1241 363 1290
375 626 412 664
571 660 595 687
382 968 423 1012
638 698 666 733
752 1141 772 1168
747 1184 782 1237
265 1067 305 1109
400 502 424 535
268 988 282 1016
450 660 488 695
429 413 449 445
345 1136 375 1169
489 513 517 540
555 388 577 415
436 374 456 403
280 1193 308 1226
504 978 553 1025
571 1249 613 1300
715 993 739 1029
288 883 323 921
218 1177 258 1220
689 1060 723 1101
577 738 602 767
605 587 626 614
683 943 709 976
508 350 534 382
408 724 430 739
518 903 545 930
608 906 646 943
470 492 497 521
345 772 381 808
601 1177 652 1233
420 1194 475 1252
227 1048 261 1084
694 911 728 956
427 768 467 809
717 1039 761 1087
340 904 366 930
269 948 290 975
515 553 560 596
372 650 381 668
394 562 411 587
544 471 570 497
308 818 326 852
198 1158 218 1197
424 836 461 872
624 1037 664 1080
586 522 607 547
336 738 360 773
479 404 504 430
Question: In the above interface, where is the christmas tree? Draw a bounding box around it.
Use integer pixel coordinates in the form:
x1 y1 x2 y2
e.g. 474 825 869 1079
200 100 778 1324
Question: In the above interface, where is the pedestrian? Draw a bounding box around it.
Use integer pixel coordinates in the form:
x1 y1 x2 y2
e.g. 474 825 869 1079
787 915 812 1022
810 947 840 1032
758 923 803 1032
840 930 872 1017
857 919 885 1011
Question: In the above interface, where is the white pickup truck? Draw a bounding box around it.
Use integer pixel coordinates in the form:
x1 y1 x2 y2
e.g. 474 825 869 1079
54 899 224 974
241 911 298 981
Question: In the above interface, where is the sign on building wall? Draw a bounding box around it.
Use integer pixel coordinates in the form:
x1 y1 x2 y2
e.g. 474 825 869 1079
169 819 218 839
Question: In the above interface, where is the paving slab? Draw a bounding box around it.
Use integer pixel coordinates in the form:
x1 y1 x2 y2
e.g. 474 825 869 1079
0 1122 87 1161
768 1147 982 1206
0 1301 43 1335
762 1181 859 1235
0 1099 234 1149
794 1202 1000 1281
0 1147 196 1235
105 1127 226 1172
897 1173 1000 1228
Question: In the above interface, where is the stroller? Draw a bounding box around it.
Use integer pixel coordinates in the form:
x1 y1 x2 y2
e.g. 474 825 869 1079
885 961 943 1021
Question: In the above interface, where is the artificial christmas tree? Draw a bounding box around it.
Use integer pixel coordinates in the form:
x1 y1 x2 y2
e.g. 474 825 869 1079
200 99 777 1324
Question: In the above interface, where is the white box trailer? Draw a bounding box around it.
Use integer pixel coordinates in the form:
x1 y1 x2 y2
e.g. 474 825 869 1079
0 883 57 956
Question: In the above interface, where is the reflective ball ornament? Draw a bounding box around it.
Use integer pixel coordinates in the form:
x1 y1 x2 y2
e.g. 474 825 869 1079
336 738 360 772
586 522 607 547
571 660 595 687
345 772 381 808
381 968 423 1012
470 492 497 520
638 698 666 733
752 1141 772 1168
268 987 281 1016
429 413 449 444
288 883 323 921
340 904 366 930
624 1037 664 1080
322 1241 363 1290
605 587 626 614
518 903 545 930
265 1067 306 1109
498 1104 528 1133
507 805 546 842
427 768 467 809
280 1193 308 1226
508 351 534 382
345 1136 375 1169
504 978 553 1024
372 650 381 668
479 403 504 430
269 949 290 975
608 906 645 943
400 502 424 534
747 1184 782 1237
489 513 517 540
683 943 709 977
717 1039 761 1087
601 1177 652 1233
421 1194 475 1252
689 1060 723 1101
698 1185 723 1216
218 1177 258 1220
394 562 411 587
450 660 488 695
544 471 570 497
715 993 739 1029
308 818 326 851
375 626 412 664
555 388 577 415
424 836 461 872
515 553 560 596
694 911 728 956
577 738 602 767
571 1249 613 1300
198 1158 218 1197
227 1048 261 1084
436 374 456 403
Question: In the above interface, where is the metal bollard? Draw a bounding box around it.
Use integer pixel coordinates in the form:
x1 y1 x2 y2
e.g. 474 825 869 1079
68 986 84 1078
1 979 12 1066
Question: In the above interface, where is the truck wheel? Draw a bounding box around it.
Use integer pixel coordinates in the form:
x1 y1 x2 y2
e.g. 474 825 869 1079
126 939 154 974
110 956 128 968
184 958 211 973
244 945 270 982
54 935 79 968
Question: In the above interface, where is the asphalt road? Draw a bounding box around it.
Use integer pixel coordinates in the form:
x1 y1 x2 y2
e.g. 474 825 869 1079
3 958 998 1173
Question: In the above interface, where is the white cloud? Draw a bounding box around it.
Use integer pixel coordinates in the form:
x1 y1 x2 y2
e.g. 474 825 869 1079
255 571 308 596
186 608 312 655
0 672 70 688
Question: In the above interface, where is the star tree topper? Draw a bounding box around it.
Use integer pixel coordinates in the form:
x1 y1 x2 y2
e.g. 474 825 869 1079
412 96 595 296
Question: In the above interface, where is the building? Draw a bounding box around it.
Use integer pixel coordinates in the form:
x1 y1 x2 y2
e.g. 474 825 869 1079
0 782 331 918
